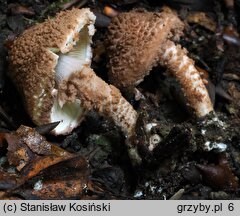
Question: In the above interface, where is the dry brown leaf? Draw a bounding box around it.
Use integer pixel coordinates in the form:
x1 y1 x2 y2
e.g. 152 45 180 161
8 3 35 16
12 155 94 199
0 169 23 190
187 12 216 32
5 133 35 171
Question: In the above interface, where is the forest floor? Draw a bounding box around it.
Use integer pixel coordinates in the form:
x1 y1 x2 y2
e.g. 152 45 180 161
0 0 240 199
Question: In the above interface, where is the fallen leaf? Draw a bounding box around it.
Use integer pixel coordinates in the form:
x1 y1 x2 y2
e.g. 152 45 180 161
8 3 35 16
6 133 35 171
5 125 74 173
0 169 23 190
103 6 119 18
187 12 216 32
12 155 92 199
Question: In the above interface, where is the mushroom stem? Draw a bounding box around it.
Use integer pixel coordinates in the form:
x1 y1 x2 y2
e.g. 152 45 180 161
159 40 213 117
58 67 138 137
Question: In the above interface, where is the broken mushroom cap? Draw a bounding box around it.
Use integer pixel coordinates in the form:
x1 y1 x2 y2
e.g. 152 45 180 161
9 8 96 135
106 8 184 90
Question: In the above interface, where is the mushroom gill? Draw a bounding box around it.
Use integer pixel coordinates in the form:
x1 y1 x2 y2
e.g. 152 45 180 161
9 8 137 136
106 8 213 117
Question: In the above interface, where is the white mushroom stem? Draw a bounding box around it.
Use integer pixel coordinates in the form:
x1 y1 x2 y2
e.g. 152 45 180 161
58 67 138 137
159 40 213 117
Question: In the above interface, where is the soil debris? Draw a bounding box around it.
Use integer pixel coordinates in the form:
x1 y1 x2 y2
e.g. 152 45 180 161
1 0 240 200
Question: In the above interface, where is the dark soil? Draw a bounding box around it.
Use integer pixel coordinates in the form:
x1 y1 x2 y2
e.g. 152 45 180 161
0 0 240 200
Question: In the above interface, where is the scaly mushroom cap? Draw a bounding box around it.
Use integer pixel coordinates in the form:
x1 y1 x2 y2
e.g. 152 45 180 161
9 8 96 135
107 8 213 117
106 8 184 89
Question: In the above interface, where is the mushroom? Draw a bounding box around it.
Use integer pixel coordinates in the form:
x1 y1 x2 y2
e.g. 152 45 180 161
58 66 138 136
9 8 137 136
106 8 213 117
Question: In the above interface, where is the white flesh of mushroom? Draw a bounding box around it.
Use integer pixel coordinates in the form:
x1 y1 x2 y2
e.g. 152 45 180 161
49 13 95 135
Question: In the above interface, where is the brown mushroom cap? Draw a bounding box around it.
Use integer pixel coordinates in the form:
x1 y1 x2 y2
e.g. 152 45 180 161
106 8 213 117
9 8 96 134
106 8 184 90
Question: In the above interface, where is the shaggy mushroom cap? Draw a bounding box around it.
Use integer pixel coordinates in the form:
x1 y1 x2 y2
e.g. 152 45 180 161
9 8 96 135
106 8 184 89
106 8 213 117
